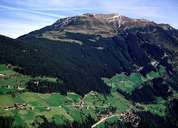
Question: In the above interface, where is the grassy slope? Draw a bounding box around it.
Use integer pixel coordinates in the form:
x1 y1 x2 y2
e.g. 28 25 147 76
0 64 31 94
102 66 166 95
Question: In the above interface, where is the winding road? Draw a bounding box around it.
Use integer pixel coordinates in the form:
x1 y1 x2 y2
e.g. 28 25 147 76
91 114 120 128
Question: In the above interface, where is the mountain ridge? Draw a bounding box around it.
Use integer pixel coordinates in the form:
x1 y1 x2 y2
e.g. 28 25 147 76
18 13 158 40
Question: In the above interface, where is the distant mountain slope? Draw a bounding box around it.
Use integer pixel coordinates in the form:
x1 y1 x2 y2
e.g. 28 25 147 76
0 13 178 94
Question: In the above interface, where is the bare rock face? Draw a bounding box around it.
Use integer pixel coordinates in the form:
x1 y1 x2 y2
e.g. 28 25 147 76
82 13 156 29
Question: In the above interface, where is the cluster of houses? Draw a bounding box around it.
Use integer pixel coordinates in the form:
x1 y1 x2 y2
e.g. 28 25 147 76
0 73 5 79
3 103 33 111
120 111 141 128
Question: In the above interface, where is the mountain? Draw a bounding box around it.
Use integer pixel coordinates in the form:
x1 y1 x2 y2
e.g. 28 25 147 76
1 14 178 95
0 13 178 128
17 13 178 94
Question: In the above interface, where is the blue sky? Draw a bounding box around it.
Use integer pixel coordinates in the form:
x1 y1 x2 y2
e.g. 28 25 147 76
0 0 178 38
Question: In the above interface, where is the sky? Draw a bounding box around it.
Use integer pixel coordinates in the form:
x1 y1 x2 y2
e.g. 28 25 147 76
0 0 178 38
